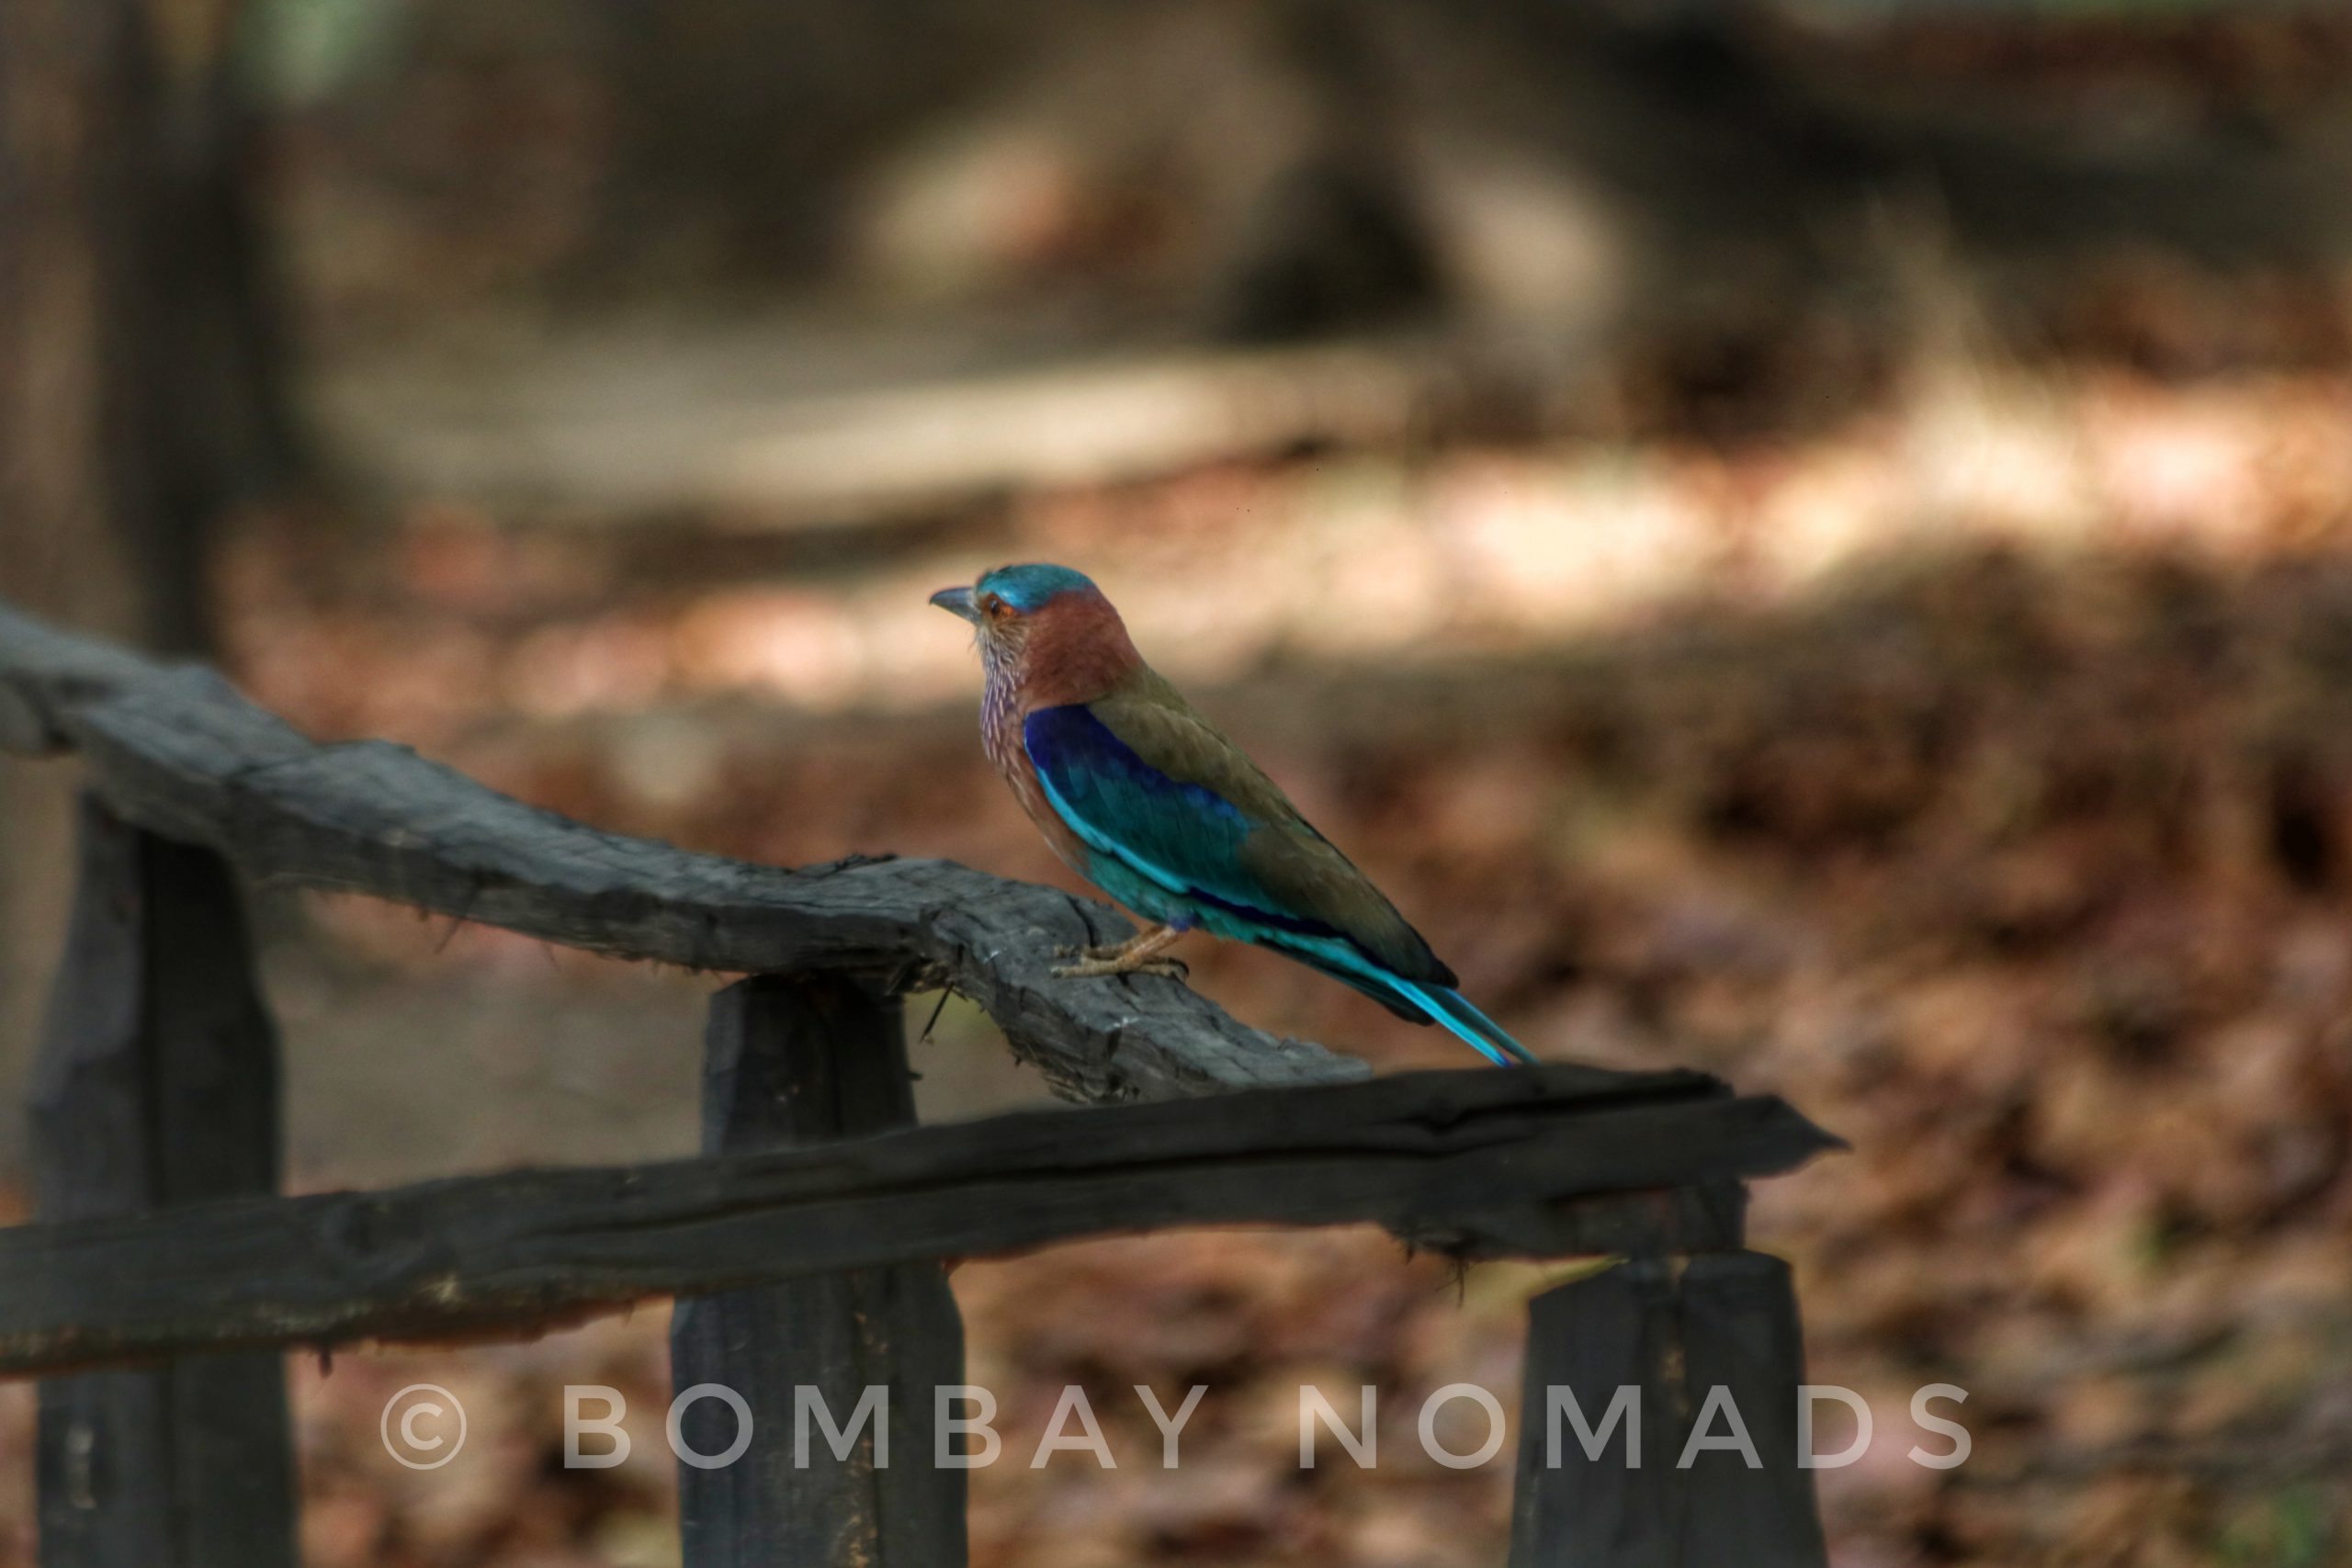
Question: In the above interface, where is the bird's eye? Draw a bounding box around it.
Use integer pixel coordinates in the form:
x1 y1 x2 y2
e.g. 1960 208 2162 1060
980 592 1010 618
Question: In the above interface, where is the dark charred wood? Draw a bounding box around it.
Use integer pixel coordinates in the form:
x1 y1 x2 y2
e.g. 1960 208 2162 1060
672 977 967 1567
31 798 297 1567
0 1063 1833 1375
0 601 1359 1101
1508 1252 1828 1568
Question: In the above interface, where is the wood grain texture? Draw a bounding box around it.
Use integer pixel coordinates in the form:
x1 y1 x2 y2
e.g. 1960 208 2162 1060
31 799 298 1568
0 599 1360 1101
0 1063 1833 1374
671 977 967 1568
1507 1253 1829 1568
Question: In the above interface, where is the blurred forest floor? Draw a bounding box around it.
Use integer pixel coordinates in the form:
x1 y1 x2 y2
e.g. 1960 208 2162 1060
10 4 2352 1567
157 317 2352 1568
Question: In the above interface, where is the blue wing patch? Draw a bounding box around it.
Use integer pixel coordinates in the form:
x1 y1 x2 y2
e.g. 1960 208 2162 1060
1023 705 1332 939
1023 705 1538 1064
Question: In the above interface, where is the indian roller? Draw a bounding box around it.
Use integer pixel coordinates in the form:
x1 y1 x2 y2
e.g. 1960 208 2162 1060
931 562 1538 1066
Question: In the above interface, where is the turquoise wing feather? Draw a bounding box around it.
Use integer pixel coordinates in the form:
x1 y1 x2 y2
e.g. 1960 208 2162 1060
1023 706 1261 920
1022 679 1537 1066
1023 686 1436 972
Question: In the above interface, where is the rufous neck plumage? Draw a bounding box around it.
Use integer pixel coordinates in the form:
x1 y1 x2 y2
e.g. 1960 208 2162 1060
984 588 1143 709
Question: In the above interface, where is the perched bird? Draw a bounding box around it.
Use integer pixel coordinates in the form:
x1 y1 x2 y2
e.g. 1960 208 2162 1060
931 562 1537 1066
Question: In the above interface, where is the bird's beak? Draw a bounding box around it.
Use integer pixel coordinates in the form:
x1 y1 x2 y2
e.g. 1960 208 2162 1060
929 585 980 623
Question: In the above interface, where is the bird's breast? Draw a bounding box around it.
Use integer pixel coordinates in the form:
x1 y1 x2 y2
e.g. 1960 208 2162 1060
981 677 1095 876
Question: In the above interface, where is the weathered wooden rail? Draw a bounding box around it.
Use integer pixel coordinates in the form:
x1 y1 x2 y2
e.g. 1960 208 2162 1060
0 599 1840 1567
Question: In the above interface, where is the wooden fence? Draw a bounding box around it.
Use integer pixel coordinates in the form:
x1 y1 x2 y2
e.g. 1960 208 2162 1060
0 600 1839 1567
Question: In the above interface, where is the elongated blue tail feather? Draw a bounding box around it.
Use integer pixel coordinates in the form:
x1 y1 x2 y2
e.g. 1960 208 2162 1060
1262 936 1540 1066
1385 978 1543 1067
1429 987 1544 1066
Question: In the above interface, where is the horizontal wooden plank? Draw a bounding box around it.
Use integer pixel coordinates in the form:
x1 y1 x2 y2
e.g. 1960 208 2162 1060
0 601 1363 1100
0 1065 1837 1374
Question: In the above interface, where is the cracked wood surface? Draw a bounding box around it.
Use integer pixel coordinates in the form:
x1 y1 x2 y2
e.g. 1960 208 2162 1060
0 1062 1834 1372
0 601 1359 1100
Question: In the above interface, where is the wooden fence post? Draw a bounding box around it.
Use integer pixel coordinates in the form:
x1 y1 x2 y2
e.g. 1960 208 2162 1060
29 795 296 1568
1508 1252 1827 1568
671 975 968 1567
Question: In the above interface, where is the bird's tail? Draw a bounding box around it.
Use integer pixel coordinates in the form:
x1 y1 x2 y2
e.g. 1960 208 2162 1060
1385 978 1542 1067
1268 937 1541 1067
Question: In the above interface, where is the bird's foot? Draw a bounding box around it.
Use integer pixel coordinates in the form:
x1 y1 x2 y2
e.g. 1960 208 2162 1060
1048 924 1189 981
1051 954 1190 981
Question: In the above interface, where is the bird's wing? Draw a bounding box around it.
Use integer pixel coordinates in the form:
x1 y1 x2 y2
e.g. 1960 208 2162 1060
1022 673 1454 987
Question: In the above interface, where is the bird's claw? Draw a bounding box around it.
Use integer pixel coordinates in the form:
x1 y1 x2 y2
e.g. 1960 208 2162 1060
1051 942 1129 962
1050 956 1190 981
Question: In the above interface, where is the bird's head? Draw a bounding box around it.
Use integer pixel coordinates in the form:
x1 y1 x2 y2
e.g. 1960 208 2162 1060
931 563 1138 697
